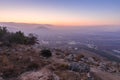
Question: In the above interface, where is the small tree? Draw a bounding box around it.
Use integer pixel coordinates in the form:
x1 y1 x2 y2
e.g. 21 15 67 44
11 31 26 44
26 33 38 45
0 27 8 41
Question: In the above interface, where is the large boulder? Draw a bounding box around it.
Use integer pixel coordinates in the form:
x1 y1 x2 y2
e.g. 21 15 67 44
69 62 90 73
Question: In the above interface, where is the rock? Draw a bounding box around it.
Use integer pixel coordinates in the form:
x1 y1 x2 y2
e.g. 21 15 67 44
69 62 90 73
18 68 60 80
66 54 76 62
99 62 120 73
81 57 88 62
99 62 109 71
29 56 34 62
87 72 94 80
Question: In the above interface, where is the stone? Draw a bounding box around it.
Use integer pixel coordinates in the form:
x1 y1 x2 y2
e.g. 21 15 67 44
69 62 90 73
18 68 59 80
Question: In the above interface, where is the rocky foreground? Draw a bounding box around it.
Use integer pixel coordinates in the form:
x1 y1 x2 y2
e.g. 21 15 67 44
0 45 120 80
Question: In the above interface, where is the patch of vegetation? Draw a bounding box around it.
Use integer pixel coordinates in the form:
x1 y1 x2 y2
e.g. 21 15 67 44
0 26 37 46
40 49 52 58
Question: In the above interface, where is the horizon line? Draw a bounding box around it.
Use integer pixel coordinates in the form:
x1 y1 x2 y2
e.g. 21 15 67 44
0 21 120 27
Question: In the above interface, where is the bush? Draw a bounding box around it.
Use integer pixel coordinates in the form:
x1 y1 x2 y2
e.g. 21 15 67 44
0 27 8 38
0 27 9 43
40 49 52 58
25 33 38 45
0 26 37 46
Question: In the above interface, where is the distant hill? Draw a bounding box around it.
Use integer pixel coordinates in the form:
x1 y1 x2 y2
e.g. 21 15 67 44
0 22 52 30
35 26 50 30
0 22 54 34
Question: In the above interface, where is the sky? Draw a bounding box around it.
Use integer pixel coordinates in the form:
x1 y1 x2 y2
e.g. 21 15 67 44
0 0 120 26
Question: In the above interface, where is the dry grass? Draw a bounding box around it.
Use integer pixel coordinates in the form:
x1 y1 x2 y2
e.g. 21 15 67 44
0 45 51 79
55 70 81 80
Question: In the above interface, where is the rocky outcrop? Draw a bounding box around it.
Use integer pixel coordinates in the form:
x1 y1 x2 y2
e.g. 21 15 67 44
18 68 60 80
99 62 120 73
69 62 90 73
0 45 120 80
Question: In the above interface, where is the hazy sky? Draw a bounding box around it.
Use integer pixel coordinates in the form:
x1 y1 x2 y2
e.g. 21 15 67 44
0 0 120 26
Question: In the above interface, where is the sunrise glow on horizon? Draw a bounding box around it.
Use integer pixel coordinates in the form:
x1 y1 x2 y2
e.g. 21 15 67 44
0 0 120 26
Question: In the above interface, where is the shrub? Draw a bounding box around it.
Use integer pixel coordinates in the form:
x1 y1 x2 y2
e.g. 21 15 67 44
9 31 26 44
25 33 38 45
40 49 52 58
0 26 37 46
0 27 8 39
